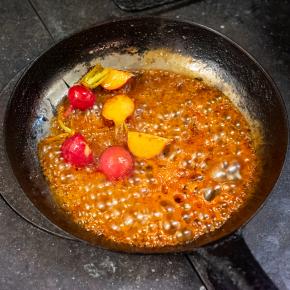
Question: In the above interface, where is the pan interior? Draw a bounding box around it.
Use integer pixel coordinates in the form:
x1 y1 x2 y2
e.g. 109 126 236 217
4 18 288 253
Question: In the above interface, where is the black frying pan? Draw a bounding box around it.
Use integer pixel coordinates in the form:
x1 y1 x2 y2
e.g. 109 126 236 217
4 17 288 289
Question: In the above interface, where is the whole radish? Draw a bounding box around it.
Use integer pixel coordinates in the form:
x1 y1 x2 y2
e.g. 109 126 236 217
99 146 134 180
67 85 96 110
61 134 93 167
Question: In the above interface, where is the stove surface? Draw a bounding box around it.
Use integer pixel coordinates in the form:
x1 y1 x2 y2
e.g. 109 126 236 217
0 1 289 289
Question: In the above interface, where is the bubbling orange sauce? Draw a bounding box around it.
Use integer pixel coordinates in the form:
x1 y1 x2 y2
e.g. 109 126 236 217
38 70 260 247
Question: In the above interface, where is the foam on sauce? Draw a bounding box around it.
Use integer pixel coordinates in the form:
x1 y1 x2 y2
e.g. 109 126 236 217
38 70 261 247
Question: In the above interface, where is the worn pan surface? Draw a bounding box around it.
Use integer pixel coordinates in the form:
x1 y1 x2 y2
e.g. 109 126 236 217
4 17 288 289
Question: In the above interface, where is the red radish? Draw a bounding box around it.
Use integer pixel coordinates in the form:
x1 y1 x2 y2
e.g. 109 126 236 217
99 146 134 181
67 85 96 110
61 134 93 167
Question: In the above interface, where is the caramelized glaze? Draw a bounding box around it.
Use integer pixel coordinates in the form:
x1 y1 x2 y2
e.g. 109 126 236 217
38 70 260 247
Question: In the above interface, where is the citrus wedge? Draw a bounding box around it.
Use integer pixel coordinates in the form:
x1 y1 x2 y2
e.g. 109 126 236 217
128 131 170 159
101 69 133 90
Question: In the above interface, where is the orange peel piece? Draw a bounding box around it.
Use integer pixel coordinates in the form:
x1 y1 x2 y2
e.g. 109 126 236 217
102 94 134 127
101 69 133 90
128 131 170 159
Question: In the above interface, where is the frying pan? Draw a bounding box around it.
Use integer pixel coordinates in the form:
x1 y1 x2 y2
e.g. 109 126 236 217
3 17 288 289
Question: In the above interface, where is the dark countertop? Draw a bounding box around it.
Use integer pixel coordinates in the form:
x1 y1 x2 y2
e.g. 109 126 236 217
0 0 289 289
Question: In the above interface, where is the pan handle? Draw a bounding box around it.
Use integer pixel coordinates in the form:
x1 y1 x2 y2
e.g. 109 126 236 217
187 233 278 290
